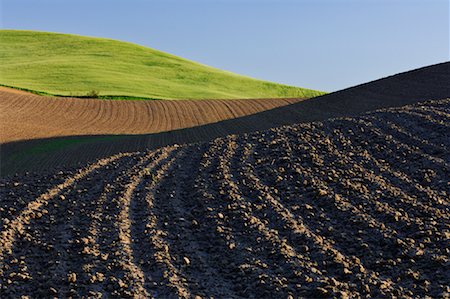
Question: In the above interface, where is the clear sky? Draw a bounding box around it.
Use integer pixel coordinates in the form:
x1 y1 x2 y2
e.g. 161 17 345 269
1 0 449 92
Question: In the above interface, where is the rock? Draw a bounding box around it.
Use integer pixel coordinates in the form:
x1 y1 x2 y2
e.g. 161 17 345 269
49 287 58 295
318 189 328 196
183 257 191 265
305 204 313 210
67 272 77 283
117 279 126 289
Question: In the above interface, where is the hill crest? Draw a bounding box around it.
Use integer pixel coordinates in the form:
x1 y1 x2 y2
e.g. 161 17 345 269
0 30 324 100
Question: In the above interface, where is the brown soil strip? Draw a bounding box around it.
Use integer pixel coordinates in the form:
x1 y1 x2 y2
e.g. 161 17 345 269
0 89 302 144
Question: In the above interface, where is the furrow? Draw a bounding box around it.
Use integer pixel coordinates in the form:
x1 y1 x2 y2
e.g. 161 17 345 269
0 152 135 263
130 147 192 298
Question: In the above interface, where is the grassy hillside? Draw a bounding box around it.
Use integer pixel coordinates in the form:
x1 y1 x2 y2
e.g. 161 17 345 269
0 30 324 100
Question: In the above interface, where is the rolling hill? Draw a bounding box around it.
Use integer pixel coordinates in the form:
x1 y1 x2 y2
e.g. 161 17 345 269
0 30 323 100
1 62 448 175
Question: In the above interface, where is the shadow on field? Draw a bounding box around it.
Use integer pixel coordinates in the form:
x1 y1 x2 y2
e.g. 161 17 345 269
1 62 449 176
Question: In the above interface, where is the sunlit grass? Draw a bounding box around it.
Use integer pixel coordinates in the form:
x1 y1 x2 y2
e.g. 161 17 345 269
0 30 325 100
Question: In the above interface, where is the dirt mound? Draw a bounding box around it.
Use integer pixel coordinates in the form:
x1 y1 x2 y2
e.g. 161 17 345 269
1 98 448 298
0 87 301 143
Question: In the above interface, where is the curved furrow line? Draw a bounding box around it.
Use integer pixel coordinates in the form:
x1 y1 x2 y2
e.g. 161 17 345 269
147 100 158 132
202 100 224 123
186 101 203 126
358 120 450 211
258 128 446 296
138 101 151 129
222 100 244 119
70 99 95 131
184 100 202 125
392 109 450 129
141 146 217 297
72 149 168 296
259 132 391 245
367 110 450 155
0 154 140 297
253 146 409 295
156 100 167 130
97 148 182 297
314 124 449 262
246 99 273 113
418 99 450 110
172 101 186 128
101 101 119 131
80 99 105 131
427 104 450 114
321 120 449 216
194 139 300 297
0 93 19 109
0 152 135 263
161 101 175 131
175 100 188 129
98 100 115 129
239 136 412 294
1 173 69 228
228 100 255 118
4 94 31 114
342 117 450 177
193 140 295 298
349 117 450 190
213 137 360 297
161 100 173 132
138 101 153 132
128 147 186 297
232 137 393 296
131 147 194 298
74 149 173 297
407 105 450 122
69 96 90 120
123 101 139 133
414 103 450 114
368 115 449 162
145 145 253 298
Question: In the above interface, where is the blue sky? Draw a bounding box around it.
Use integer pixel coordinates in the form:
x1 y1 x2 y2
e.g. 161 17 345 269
1 0 449 91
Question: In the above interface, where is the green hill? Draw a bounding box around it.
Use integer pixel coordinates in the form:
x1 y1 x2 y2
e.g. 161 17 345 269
0 30 324 100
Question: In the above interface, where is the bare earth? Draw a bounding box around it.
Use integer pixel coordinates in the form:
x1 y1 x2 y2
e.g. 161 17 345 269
0 87 301 143
2 62 449 175
1 98 449 298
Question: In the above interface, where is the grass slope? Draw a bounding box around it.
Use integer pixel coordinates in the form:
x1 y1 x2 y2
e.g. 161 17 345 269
0 30 324 100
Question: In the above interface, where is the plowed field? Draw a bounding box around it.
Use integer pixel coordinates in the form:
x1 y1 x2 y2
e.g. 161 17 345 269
1 98 448 298
0 87 301 143
2 62 449 176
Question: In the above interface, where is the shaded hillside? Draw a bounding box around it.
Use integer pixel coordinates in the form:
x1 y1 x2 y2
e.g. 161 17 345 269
1 62 449 175
0 30 322 100
1 98 448 298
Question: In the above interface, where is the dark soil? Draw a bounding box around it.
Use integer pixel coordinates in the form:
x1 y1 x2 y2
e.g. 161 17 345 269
1 99 449 298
